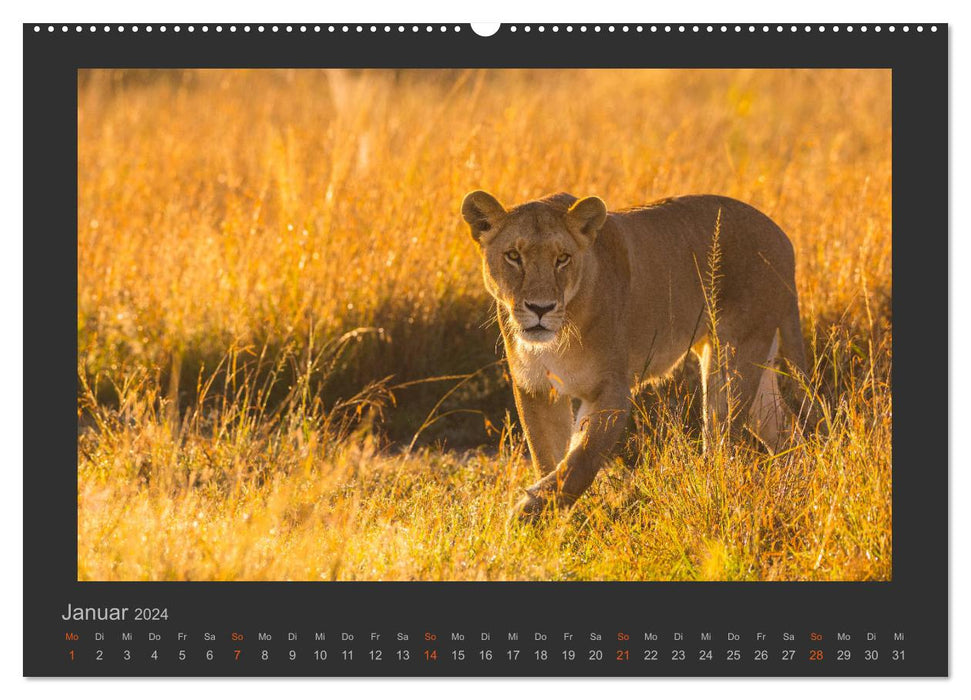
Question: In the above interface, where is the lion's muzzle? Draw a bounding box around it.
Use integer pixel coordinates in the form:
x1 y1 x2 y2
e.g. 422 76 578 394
513 300 562 346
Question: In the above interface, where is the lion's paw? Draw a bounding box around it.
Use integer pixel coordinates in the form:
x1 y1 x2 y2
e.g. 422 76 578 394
510 486 574 524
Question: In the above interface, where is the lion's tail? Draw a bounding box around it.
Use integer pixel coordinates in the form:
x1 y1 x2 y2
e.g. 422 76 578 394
778 292 828 436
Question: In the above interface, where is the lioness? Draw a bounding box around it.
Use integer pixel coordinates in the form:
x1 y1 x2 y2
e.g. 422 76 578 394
461 191 812 519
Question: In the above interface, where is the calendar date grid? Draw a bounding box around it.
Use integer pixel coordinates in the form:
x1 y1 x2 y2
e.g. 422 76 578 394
61 627 910 670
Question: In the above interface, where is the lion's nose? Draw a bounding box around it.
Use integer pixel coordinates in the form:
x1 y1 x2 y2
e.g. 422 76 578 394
525 301 557 320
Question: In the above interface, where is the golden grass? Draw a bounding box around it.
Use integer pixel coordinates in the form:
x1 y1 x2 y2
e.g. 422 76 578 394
77 69 892 581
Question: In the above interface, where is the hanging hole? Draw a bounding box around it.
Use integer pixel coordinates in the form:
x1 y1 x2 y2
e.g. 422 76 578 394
471 23 500 37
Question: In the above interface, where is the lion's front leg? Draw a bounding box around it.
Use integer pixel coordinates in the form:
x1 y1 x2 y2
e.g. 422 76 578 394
512 383 573 475
513 383 630 521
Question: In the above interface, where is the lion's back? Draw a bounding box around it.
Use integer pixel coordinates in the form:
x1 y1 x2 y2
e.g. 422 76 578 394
612 194 796 294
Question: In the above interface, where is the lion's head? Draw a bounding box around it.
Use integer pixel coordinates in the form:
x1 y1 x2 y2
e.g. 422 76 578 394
462 190 607 350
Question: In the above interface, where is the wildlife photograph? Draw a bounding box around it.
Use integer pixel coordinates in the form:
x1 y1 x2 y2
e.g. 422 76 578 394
77 68 892 582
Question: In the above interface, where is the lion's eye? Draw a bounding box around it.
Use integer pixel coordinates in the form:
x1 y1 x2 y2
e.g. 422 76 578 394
505 250 521 264
556 253 571 267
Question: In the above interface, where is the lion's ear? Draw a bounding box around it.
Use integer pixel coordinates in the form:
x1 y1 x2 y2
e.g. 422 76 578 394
462 190 507 243
567 196 608 243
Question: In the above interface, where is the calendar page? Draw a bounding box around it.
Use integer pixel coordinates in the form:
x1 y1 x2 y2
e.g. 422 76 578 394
23 21 947 677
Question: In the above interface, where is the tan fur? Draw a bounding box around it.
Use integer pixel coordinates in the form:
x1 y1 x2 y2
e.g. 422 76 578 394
461 190 810 519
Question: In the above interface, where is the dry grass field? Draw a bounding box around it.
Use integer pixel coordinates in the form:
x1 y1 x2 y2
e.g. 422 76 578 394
77 69 892 581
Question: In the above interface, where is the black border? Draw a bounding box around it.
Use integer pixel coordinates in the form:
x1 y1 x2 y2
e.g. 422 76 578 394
24 23 948 677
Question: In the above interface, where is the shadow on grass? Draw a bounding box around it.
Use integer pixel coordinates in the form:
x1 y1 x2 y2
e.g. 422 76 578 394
81 293 515 448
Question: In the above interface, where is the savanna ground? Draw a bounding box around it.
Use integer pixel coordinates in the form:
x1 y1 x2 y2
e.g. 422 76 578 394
78 69 891 581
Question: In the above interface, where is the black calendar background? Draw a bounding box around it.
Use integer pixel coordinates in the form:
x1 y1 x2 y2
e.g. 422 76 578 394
23 22 948 677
